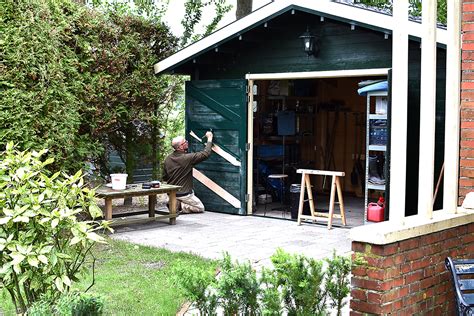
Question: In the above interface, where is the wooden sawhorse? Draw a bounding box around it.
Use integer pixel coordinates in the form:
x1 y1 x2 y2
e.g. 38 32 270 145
296 169 347 229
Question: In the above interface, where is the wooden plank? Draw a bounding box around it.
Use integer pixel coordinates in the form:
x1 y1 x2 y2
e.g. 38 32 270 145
296 169 345 177
389 0 409 225
108 214 178 227
169 191 177 225
328 176 337 229
443 0 461 213
193 168 241 209
189 131 241 167
96 184 182 199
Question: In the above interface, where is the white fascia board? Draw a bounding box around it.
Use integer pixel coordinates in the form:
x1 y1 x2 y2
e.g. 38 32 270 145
154 0 447 75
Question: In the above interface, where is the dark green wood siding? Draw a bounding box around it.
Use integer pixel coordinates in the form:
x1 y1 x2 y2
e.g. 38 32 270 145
185 80 247 215
174 9 447 217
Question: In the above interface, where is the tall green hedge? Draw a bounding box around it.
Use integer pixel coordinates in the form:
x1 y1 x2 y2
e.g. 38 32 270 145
0 0 179 175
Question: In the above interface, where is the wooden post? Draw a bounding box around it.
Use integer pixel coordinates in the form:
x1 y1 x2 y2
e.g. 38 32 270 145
105 198 112 220
247 79 254 215
444 0 462 213
336 177 346 226
148 194 157 217
169 191 177 225
305 174 316 217
390 0 409 225
328 176 337 229
297 174 306 225
418 0 437 219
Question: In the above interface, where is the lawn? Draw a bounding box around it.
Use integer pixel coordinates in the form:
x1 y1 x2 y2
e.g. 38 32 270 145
0 239 217 315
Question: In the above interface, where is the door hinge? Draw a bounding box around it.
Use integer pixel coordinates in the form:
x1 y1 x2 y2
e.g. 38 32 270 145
245 194 250 202
246 143 251 151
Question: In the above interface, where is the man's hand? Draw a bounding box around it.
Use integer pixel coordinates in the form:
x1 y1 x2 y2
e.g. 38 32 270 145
205 131 213 143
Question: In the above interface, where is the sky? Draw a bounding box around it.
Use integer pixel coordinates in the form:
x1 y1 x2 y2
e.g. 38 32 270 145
164 0 272 37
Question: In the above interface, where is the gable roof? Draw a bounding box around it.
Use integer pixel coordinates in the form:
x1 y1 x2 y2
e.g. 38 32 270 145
154 0 448 75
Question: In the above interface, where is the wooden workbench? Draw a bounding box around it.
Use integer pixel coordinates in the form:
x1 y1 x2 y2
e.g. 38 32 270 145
96 184 181 225
296 169 346 229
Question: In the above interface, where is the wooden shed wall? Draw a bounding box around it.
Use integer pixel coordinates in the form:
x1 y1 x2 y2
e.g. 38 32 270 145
177 10 447 216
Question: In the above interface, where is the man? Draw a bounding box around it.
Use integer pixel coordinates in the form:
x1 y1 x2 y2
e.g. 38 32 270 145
163 131 213 213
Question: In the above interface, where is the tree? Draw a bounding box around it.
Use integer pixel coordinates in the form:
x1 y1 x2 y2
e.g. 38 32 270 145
236 0 252 19
359 0 447 25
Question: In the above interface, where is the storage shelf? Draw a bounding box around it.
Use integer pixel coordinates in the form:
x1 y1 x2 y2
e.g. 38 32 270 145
367 183 385 191
368 145 386 151
369 114 387 120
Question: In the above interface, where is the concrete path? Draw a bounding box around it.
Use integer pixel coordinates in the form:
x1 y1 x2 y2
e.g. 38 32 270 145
112 211 352 268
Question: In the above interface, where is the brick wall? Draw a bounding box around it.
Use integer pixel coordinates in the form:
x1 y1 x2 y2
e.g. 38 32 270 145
460 1 474 203
350 222 474 315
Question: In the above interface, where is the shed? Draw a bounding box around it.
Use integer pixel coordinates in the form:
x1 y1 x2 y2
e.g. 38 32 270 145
155 0 447 219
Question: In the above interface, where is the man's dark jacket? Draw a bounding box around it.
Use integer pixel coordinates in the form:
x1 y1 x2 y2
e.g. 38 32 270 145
163 142 212 194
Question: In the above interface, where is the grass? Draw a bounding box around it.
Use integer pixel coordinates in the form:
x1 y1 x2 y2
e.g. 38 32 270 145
0 239 217 315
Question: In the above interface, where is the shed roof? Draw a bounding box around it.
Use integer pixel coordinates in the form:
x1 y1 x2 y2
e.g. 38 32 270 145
154 0 448 75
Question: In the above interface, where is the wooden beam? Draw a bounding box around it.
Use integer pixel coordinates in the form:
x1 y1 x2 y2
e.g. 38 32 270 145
389 0 409 225
417 0 437 219
189 131 241 167
246 68 389 80
444 0 462 213
247 80 254 215
193 168 241 209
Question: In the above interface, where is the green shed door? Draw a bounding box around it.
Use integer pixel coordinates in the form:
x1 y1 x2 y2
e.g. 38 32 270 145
185 79 248 215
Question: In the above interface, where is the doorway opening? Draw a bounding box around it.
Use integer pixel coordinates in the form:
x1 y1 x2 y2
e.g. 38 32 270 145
250 76 386 228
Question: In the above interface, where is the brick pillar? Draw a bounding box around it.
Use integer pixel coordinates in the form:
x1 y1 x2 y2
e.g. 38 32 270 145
350 223 474 315
460 2 474 203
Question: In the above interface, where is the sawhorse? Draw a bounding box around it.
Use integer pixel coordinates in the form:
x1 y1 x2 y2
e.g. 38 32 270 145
296 169 347 229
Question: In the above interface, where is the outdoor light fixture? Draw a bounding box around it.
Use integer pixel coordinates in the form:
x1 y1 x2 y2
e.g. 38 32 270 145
299 27 318 57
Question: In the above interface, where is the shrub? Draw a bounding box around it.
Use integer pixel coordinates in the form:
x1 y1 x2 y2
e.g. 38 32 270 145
27 292 104 316
270 249 326 316
0 143 111 314
172 261 218 315
216 253 260 315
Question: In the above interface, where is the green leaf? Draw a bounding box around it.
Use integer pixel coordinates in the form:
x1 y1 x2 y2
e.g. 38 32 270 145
62 275 71 287
70 236 82 245
86 232 105 243
51 218 59 228
38 255 48 264
11 253 26 265
0 217 12 225
88 204 103 219
27 256 39 268
13 216 29 223
55 277 64 292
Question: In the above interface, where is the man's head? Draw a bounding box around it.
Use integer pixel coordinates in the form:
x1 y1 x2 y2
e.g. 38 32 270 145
171 136 188 152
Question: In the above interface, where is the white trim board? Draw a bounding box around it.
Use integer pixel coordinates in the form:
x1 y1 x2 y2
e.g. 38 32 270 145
154 0 447 75
245 68 390 80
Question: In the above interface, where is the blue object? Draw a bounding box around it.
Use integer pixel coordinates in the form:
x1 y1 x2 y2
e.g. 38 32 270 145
257 145 284 158
357 81 388 96
277 111 295 136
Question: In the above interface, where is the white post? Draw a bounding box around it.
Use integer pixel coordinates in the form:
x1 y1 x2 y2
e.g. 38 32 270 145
247 80 254 214
390 0 409 225
444 0 462 213
418 0 437 219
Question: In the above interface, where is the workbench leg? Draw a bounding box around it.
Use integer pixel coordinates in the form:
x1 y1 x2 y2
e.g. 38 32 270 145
335 177 346 226
305 174 316 219
169 192 177 225
148 194 156 218
105 198 112 221
328 176 337 230
297 174 306 225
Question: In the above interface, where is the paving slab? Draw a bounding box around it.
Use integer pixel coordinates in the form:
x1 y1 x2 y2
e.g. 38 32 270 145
112 210 352 268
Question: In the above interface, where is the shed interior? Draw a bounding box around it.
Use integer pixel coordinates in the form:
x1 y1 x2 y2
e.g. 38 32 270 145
252 76 386 226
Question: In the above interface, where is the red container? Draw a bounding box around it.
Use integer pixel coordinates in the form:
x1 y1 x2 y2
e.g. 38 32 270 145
367 202 385 222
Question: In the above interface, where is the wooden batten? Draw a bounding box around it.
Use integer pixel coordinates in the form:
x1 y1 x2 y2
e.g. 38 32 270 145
247 80 254 214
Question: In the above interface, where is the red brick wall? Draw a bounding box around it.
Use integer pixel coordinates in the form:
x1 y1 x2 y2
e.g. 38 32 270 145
350 222 474 315
460 1 474 203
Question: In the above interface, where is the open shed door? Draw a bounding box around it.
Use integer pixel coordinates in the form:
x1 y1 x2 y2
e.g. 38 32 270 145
185 79 247 215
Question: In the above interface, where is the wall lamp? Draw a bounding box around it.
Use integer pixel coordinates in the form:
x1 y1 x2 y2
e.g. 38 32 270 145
299 27 319 57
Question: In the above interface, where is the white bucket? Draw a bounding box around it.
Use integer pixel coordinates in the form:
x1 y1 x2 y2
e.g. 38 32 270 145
110 173 128 190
